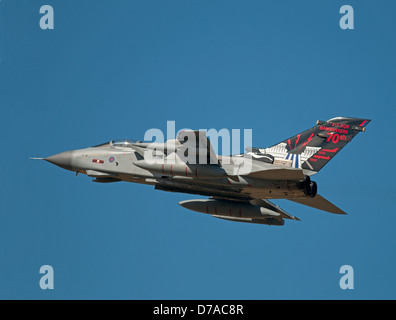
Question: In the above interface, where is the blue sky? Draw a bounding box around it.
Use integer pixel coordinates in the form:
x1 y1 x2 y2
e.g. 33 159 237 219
1 0 395 299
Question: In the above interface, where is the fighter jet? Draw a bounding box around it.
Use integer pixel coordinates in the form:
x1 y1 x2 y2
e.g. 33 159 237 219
32 117 370 226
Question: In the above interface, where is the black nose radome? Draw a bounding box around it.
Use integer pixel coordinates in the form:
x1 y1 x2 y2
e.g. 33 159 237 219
45 151 73 171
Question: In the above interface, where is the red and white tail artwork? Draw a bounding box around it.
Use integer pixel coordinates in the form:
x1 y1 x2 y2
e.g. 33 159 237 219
262 117 371 173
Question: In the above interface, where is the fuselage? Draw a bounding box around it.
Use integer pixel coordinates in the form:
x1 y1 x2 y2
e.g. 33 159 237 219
45 140 310 201
37 117 370 225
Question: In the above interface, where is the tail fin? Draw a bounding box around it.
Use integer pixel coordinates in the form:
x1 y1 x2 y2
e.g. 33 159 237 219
262 117 371 173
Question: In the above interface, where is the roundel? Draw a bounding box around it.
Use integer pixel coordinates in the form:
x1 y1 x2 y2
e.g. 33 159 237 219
109 156 115 163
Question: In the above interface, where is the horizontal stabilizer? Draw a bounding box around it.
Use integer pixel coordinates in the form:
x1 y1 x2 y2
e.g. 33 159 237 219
287 194 347 215
245 167 305 181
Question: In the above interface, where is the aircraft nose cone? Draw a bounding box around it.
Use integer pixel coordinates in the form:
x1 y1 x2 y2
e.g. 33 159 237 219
45 151 73 171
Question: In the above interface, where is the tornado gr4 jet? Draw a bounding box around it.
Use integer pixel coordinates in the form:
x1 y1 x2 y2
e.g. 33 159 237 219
33 117 370 226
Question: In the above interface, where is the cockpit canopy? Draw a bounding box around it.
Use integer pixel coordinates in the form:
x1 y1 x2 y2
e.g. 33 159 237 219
111 139 141 148
92 139 142 148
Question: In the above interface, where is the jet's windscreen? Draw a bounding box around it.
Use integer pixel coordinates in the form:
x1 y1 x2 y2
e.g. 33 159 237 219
92 139 142 148
111 139 141 148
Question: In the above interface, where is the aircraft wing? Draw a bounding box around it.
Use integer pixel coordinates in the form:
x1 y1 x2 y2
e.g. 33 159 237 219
244 167 305 180
287 194 347 215
176 130 218 164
